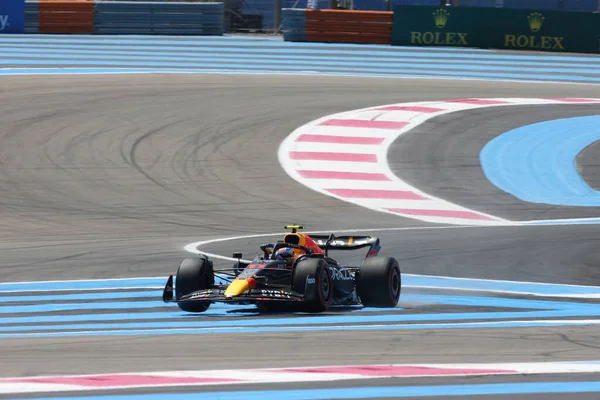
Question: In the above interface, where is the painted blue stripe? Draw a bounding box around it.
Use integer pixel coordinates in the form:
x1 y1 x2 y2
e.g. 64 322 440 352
0 300 288 315
0 296 417 314
0 311 186 324
560 361 600 364
1 292 577 325
0 37 497 52
400 294 578 309
0 300 172 314
0 301 392 317
2 46 599 68
12 34 286 41
0 55 591 77
2 318 599 337
0 36 505 53
480 116 600 206
524 218 600 225
404 274 600 296
18 382 600 400
12 34 285 41
1 309 597 333
2 52 598 74
0 276 231 293
4 34 502 54
0 277 166 292
0 293 581 315
4 275 600 297
0 60 598 82
0 290 158 303
1 291 595 333
0 307 580 326
0 302 400 319
0 44 499 58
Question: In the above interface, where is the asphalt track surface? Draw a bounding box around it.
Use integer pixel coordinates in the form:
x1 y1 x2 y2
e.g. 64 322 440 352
2 71 600 398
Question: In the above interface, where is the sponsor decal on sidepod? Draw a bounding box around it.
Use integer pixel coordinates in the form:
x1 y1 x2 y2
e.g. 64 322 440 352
329 267 353 281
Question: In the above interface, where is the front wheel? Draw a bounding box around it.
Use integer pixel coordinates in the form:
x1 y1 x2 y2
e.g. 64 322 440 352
175 256 214 313
293 258 332 313
356 256 401 308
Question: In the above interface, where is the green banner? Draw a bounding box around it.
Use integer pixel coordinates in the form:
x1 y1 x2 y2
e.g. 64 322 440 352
391 5 600 54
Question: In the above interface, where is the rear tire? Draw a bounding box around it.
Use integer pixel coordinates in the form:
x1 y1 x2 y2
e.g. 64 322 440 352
175 256 214 313
293 258 332 312
356 256 401 308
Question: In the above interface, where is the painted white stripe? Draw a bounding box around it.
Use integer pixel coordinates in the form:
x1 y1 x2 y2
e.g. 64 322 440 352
321 198 431 210
307 180 421 191
485 98 560 104
278 97 600 225
287 160 388 173
355 110 432 121
299 125 394 137
0 383 84 394
386 214 500 226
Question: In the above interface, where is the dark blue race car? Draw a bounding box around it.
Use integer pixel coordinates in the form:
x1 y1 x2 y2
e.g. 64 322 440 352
162 225 401 313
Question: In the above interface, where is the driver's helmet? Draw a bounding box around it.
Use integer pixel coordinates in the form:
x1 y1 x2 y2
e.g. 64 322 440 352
274 247 294 262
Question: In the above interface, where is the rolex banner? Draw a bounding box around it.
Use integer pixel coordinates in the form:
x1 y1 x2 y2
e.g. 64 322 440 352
391 5 600 54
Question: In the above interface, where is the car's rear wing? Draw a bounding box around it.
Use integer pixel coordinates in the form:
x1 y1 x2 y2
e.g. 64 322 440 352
310 234 381 257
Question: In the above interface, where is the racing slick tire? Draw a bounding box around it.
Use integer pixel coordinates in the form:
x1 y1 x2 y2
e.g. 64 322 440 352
175 256 215 313
356 256 401 308
292 258 332 313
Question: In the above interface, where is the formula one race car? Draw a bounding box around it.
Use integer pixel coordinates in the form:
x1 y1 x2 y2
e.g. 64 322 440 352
162 225 401 313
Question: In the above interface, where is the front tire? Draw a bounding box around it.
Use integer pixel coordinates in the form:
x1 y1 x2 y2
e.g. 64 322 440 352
356 256 401 308
175 256 214 313
293 258 332 312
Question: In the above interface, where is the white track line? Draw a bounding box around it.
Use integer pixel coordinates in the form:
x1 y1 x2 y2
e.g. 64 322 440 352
182 225 477 262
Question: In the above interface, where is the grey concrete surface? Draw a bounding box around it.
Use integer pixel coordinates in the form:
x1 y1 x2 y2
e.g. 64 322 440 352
2 325 600 377
2 73 600 398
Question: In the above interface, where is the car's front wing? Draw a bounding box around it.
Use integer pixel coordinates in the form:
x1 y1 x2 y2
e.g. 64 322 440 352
162 275 304 305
